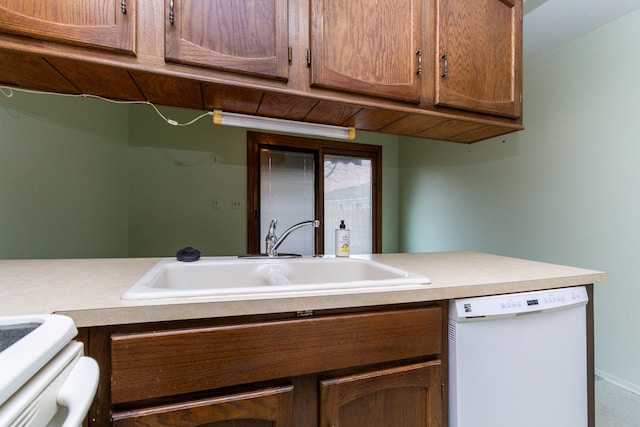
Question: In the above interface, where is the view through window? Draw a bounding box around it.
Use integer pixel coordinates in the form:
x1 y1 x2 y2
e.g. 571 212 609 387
260 149 316 255
324 155 372 255
247 132 382 255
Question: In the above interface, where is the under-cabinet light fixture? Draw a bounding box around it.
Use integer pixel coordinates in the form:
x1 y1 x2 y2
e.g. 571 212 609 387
212 110 356 140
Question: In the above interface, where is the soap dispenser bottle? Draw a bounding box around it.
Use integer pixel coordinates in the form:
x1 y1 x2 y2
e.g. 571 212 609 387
335 220 350 257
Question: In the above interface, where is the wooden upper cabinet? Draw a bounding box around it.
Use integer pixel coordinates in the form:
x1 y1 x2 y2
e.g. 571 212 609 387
310 0 423 103
436 0 522 118
0 0 135 54
165 0 289 81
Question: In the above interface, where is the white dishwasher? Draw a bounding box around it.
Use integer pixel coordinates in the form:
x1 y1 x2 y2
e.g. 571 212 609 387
448 286 588 427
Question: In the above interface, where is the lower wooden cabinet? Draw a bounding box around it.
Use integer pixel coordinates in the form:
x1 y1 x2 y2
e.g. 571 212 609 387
321 361 442 427
111 385 294 427
84 303 447 426
110 362 442 427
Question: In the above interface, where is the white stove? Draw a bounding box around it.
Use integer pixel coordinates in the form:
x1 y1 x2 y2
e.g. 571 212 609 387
0 315 99 427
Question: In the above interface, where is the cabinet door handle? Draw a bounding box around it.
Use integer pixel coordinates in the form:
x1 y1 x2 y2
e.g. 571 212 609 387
169 0 175 25
120 0 127 14
416 49 423 75
441 53 449 78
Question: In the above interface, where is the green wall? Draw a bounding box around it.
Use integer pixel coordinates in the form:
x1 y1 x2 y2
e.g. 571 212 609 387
127 105 249 256
0 91 129 258
399 10 640 393
126 104 401 256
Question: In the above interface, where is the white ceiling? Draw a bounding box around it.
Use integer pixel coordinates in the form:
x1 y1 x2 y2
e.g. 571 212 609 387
523 0 640 62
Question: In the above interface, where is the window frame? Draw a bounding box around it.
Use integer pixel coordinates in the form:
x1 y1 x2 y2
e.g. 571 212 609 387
247 131 382 255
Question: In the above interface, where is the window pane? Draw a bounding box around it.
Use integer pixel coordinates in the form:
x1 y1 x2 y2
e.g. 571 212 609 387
324 155 372 255
260 149 316 255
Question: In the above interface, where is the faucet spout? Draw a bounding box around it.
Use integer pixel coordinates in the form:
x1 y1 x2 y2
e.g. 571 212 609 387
265 219 320 257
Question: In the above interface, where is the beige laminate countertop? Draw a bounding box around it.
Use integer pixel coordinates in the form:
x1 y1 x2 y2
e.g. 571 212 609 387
0 251 607 327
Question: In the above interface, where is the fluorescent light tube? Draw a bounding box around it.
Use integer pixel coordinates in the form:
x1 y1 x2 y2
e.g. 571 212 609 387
212 110 356 140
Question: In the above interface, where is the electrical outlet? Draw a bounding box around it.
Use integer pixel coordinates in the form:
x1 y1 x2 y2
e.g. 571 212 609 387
232 200 242 209
212 198 221 209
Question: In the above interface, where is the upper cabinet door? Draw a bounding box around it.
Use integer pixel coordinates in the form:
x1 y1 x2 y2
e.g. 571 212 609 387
436 0 522 118
310 0 422 103
0 0 135 54
165 0 289 81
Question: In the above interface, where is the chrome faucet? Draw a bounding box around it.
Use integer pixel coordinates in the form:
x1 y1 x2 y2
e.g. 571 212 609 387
265 219 320 257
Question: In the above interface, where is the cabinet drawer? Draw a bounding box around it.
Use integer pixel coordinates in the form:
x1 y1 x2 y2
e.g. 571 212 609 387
111 306 442 403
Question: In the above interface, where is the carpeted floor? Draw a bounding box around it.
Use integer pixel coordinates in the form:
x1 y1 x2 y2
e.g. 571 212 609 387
595 376 640 426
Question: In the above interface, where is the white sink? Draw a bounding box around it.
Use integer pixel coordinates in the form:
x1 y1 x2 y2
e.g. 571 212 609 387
122 256 430 300
0 315 77 405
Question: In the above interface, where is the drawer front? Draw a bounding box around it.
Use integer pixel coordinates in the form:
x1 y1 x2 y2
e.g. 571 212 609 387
111 306 442 403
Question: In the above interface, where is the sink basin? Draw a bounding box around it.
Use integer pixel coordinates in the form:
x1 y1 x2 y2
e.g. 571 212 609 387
122 256 430 300
0 315 77 405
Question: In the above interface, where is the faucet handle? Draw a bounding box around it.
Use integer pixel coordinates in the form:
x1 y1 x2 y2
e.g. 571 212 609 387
312 219 320 227
265 219 278 255
268 219 278 234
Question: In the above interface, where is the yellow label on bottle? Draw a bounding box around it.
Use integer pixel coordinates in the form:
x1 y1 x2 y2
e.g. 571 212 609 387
335 230 350 257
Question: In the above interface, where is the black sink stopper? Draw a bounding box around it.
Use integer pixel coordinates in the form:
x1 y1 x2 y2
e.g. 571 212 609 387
176 246 201 262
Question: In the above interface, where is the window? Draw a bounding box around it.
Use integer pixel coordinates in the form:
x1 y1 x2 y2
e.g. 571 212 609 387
260 148 316 255
323 154 373 255
247 132 382 255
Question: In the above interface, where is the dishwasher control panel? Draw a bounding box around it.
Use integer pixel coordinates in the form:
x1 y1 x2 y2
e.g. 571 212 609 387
449 286 588 320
